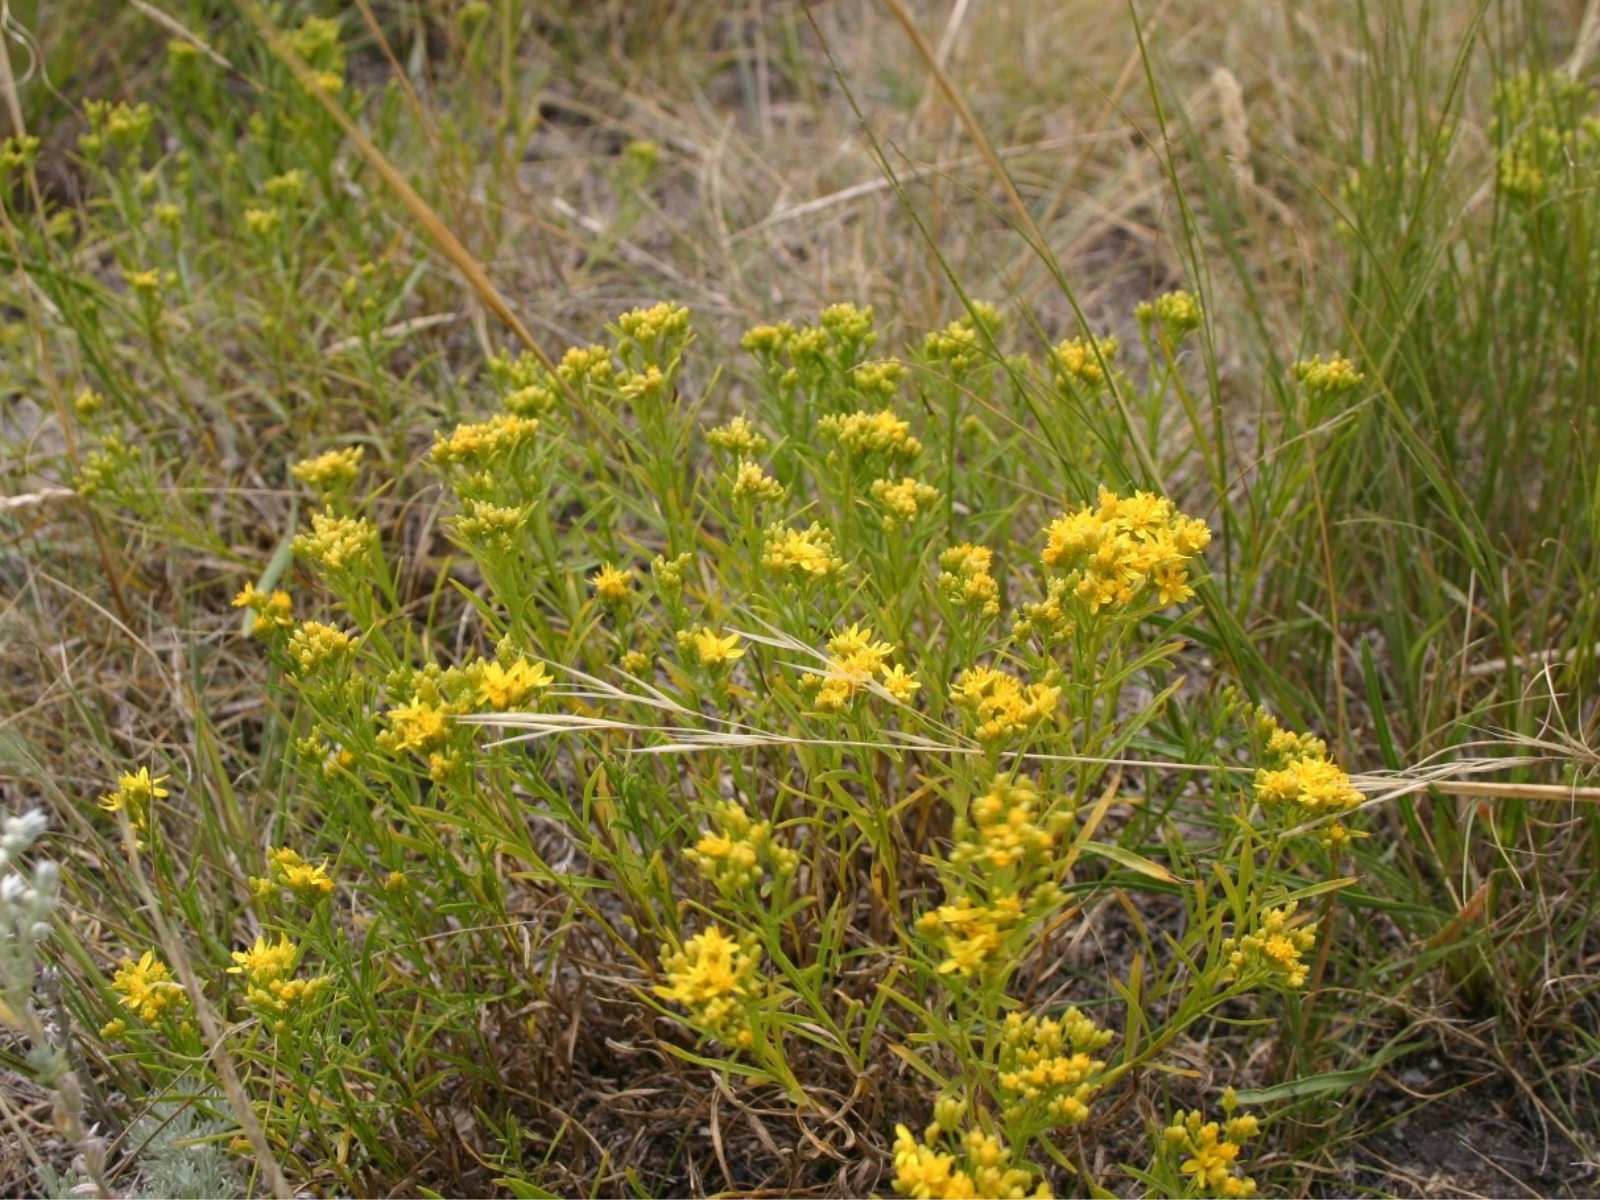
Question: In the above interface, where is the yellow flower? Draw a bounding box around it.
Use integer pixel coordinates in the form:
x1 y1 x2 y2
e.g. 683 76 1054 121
228 933 330 1029
430 413 540 466
475 658 552 710
232 584 293 636
728 459 785 503
266 847 334 900
1051 334 1119 390
97 767 169 843
879 664 921 703
228 934 298 985
762 522 843 580
706 413 770 457
817 407 922 461
382 697 450 753
453 499 530 550
678 626 745 670
950 775 1056 870
938 544 1001 617
871 476 939 528
1222 901 1318 990
293 510 377 572
1038 488 1209 615
1166 1101 1260 1198
109 950 187 1024
290 446 364 497
591 563 637 606
654 926 762 1048
1293 354 1364 401
950 667 1060 742
685 800 792 892
996 1008 1112 1128
286 621 358 675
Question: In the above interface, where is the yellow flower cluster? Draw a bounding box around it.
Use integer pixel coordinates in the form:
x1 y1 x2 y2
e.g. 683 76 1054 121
1252 713 1363 838
1495 72 1597 202
819 301 878 350
293 510 378 573
685 799 796 892
996 1008 1113 1128
556 344 614 389
728 459 785 504
591 563 637 606
705 414 769 457
762 521 843 580
380 696 450 755
938 544 1001 616
918 893 1026 977
617 301 691 347
1164 1093 1260 1199
1137 289 1205 337
948 775 1058 871
654 926 762 1049
804 622 918 710
472 657 552 710
431 413 540 467
949 666 1060 742
891 1123 1048 1200
81 99 154 153
1051 334 1119 390
921 303 1001 373
453 499 530 551
108 950 187 1027
97 767 168 845
228 933 331 1033
254 846 335 902
1222 901 1318 990
816 407 922 461
290 446 364 499
232 584 293 636
1292 354 1364 402
286 620 359 675
1039 487 1211 613
617 364 667 401
851 359 907 399
871 476 939 529
677 626 745 671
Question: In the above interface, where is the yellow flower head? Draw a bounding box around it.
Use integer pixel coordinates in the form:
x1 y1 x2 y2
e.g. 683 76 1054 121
938 544 1001 617
871 476 939 529
654 926 762 1048
706 414 770 458
1052 334 1119 390
591 563 637 606
286 621 358 675
290 446 364 498
762 521 843 580
950 667 1060 742
293 510 378 573
381 697 450 754
97 767 169 842
678 626 745 670
110 950 187 1025
474 658 552 710
728 459 786 504
817 407 922 461
267 846 335 900
232 584 293 637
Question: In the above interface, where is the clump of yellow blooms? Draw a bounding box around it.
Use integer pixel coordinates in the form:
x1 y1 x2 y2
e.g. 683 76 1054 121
852 358 907 399
106 950 187 1031
816 407 922 462
685 799 797 893
727 459 785 504
431 413 540 467
1051 334 1119 391
1163 1091 1261 1198
803 621 919 710
917 775 1065 977
97 767 169 846
762 521 843 580
293 510 378 573
253 846 335 903
380 695 451 755
1292 354 1365 403
871 476 940 528
1222 900 1318 990
921 302 1001 374
228 933 331 1034
949 666 1060 742
470 657 552 710
1039 487 1211 614
591 563 637 606
1252 710 1363 846
654 926 763 1049
938 544 1001 617
705 414 769 458
677 626 745 672
80 99 154 155
616 300 691 348
996 1007 1114 1128
947 775 1061 871
285 620 359 675
232 584 293 636
891 1120 1049 1199
555 344 614 390
290 445 364 500
1137 289 1205 338
453 499 530 551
